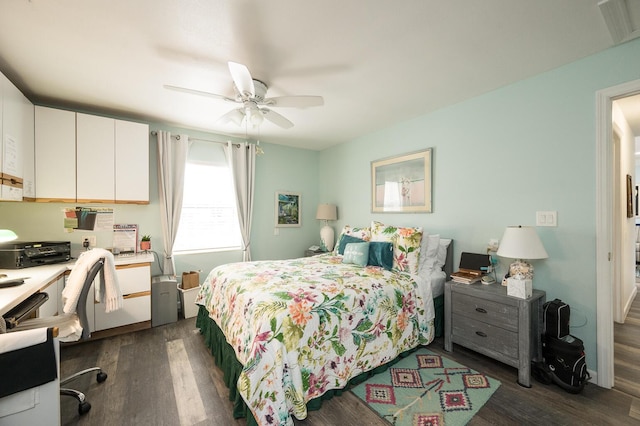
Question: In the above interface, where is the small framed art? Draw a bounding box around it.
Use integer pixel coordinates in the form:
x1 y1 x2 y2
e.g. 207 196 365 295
275 191 301 227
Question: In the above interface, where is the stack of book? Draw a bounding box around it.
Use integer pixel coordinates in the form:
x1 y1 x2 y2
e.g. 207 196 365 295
451 269 483 284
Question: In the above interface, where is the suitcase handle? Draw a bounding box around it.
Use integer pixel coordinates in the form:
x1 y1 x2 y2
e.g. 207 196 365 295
475 307 487 314
475 331 487 338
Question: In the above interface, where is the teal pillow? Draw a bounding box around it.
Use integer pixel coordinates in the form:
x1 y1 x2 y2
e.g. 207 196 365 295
368 241 394 270
342 242 370 267
338 235 365 255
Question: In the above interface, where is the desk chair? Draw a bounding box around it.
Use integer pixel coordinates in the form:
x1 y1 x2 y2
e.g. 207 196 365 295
10 258 108 415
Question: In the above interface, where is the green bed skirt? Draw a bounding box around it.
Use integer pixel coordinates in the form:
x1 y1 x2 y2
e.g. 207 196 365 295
195 305 428 425
434 294 444 337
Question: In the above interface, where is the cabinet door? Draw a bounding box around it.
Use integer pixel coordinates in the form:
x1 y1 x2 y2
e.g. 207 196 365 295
76 113 115 202
39 275 62 318
115 120 149 203
1 73 25 201
1 72 24 180
21 95 35 199
35 106 76 202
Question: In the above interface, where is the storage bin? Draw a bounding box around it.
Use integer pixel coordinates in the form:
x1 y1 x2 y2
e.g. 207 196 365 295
151 275 178 327
178 282 200 318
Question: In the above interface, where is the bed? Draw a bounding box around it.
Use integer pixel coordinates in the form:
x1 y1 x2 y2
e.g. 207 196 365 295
195 222 452 426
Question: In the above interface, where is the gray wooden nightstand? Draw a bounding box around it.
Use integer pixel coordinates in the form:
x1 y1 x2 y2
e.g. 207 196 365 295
444 280 546 387
304 249 328 257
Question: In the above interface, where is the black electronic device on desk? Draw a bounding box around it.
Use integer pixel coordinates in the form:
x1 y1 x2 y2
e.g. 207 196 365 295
0 241 71 269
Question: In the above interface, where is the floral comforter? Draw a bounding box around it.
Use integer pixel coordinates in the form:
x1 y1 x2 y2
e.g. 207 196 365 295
195 254 435 426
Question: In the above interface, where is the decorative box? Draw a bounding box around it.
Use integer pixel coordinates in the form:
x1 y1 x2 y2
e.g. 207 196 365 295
507 277 532 299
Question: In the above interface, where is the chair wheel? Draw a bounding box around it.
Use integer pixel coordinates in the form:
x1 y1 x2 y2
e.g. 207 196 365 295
78 401 91 415
97 372 108 383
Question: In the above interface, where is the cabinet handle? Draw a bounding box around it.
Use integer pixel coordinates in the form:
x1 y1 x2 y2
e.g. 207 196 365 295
475 307 487 314
475 331 487 338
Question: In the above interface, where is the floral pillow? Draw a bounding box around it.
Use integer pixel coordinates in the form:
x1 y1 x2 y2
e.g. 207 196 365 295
370 221 423 274
333 225 371 255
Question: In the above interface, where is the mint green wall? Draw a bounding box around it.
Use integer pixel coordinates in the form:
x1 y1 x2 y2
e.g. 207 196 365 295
0 122 319 278
319 38 640 371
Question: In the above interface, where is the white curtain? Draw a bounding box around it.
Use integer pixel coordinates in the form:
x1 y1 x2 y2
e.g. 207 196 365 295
157 131 188 275
225 142 256 261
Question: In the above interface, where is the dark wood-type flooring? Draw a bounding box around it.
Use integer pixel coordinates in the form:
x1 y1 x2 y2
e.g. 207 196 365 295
614 284 640 400
60 317 640 426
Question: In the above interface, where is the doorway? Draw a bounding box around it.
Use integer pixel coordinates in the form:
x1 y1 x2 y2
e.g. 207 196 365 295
596 79 640 389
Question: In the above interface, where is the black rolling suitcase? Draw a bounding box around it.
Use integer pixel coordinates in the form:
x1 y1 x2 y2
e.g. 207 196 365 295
533 299 590 393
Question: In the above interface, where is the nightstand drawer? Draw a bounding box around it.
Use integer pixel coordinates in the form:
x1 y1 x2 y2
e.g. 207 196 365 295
452 292 518 332
452 313 519 359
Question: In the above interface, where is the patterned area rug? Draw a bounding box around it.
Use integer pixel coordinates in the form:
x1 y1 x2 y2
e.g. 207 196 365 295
351 348 500 426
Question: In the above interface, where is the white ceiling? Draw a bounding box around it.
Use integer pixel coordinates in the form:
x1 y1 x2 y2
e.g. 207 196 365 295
0 0 638 151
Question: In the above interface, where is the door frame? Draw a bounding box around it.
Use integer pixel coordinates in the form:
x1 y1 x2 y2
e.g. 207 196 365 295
596 78 640 388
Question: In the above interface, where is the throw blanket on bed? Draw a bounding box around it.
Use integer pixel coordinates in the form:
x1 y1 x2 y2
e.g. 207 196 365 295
195 254 435 426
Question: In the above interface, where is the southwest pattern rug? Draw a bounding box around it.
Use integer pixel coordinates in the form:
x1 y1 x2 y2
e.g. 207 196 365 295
351 348 500 426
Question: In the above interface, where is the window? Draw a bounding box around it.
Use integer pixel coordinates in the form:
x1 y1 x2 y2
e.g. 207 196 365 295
173 142 242 253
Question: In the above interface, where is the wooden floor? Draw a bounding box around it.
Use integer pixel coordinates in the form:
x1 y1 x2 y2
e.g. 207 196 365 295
614 285 640 399
60 318 640 426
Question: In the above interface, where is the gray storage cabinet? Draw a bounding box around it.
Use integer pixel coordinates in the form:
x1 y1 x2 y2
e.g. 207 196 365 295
151 275 178 327
444 280 546 387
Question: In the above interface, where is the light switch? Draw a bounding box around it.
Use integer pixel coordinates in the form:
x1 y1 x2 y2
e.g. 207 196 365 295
536 211 557 227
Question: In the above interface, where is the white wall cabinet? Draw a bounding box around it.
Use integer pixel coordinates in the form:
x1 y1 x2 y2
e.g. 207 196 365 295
115 119 149 203
34 106 76 202
0 72 33 201
35 106 149 203
21 95 35 199
76 113 115 202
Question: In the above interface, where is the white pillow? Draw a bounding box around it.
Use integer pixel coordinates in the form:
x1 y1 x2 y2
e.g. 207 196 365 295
435 238 452 271
419 234 440 274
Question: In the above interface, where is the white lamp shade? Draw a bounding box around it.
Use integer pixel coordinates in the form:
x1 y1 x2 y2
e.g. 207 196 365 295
316 204 337 221
496 226 548 260
0 229 18 243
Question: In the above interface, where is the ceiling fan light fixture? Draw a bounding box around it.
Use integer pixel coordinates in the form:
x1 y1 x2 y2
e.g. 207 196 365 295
250 108 264 126
227 109 245 126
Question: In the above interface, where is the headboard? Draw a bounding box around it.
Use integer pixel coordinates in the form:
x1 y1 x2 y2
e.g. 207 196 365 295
443 239 454 281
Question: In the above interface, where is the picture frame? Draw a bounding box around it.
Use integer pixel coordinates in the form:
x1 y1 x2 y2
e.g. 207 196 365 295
627 174 634 218
275 191 302 227
371 148 432 213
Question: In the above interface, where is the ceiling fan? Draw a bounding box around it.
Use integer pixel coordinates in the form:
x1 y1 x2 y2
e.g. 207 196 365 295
165 61 324 129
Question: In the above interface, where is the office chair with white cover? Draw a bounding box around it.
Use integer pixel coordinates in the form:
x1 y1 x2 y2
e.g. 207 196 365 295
11 249 122 415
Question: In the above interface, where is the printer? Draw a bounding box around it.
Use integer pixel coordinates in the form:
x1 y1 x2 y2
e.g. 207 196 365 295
0 241 71 269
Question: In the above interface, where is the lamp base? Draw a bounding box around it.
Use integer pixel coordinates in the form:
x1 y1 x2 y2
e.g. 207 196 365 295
320 224 335 252
502 259 534 286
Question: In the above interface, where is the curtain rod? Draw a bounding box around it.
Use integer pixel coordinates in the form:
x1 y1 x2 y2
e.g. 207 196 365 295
150 130 229 145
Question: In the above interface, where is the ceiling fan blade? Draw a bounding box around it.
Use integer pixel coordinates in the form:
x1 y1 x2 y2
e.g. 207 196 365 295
228 61 255 98
164 84 236 102
262 108 294 129
216 108 245 126
263 96 324 108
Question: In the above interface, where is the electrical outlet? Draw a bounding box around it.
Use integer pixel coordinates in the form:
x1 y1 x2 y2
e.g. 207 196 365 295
82 235 97 248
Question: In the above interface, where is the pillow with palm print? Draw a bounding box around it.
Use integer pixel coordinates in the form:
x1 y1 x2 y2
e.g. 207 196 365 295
370 221 423 274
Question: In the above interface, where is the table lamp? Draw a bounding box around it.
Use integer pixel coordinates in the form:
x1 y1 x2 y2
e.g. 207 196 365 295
496 225 548 285
0 229 18 243
316 204 337 252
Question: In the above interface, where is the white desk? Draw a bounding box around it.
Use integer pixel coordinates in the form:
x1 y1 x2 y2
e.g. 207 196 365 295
0 252 155 316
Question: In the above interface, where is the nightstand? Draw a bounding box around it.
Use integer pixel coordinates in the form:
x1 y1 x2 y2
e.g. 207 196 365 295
304 249 328 257
444 280 546 387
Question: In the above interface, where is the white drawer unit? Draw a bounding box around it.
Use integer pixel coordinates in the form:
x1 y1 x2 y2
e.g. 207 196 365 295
94 262 151 332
